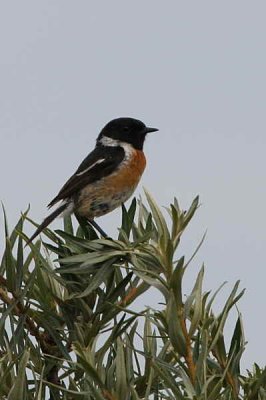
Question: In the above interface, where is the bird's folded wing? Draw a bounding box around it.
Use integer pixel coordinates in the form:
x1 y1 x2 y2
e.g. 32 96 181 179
48 146 125 208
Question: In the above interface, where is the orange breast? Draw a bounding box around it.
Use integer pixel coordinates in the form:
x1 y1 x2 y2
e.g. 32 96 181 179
76 149 146 218
107 149 146 189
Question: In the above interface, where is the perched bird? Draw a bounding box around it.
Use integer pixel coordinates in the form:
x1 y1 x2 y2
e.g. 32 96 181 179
27 117 158 244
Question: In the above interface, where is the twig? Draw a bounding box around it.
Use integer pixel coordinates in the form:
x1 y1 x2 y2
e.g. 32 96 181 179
118 282 149 307
212 348 239 399
102 390 118 400
180 316 196 385
0 275 60 354
0 275 63 393
119 287 138 306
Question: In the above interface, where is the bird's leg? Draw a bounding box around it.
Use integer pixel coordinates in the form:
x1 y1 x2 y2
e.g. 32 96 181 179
74 214 94 239
74 213 108 238
88 219 108 238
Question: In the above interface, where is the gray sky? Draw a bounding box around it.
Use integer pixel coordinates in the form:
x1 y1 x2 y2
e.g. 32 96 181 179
1 1 266 369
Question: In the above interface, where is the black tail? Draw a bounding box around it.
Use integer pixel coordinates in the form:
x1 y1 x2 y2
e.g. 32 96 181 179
26 203 67 245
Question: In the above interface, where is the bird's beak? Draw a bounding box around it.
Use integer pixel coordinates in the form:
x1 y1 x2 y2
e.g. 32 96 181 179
145 127 159 134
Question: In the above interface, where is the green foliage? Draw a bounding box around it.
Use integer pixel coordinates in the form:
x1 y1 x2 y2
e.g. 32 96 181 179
0 193 264 399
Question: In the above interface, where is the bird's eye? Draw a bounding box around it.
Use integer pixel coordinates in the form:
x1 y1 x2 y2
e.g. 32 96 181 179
123 126 129 132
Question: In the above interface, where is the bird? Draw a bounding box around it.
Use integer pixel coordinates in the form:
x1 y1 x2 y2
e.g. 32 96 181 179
27 117 158 244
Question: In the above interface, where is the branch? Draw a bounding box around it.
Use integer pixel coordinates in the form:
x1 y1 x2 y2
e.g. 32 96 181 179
180 316 196 385
212 348 239 399
0 275 56 353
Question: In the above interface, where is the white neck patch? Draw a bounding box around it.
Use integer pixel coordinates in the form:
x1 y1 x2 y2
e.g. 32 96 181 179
99 136 134 160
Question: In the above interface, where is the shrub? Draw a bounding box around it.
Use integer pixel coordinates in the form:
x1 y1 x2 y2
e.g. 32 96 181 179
0 192 265 399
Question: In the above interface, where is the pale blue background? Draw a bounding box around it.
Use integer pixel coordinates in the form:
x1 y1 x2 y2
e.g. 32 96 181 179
1 1 266 369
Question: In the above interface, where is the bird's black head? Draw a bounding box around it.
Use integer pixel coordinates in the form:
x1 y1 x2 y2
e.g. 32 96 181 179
97 117 158 150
